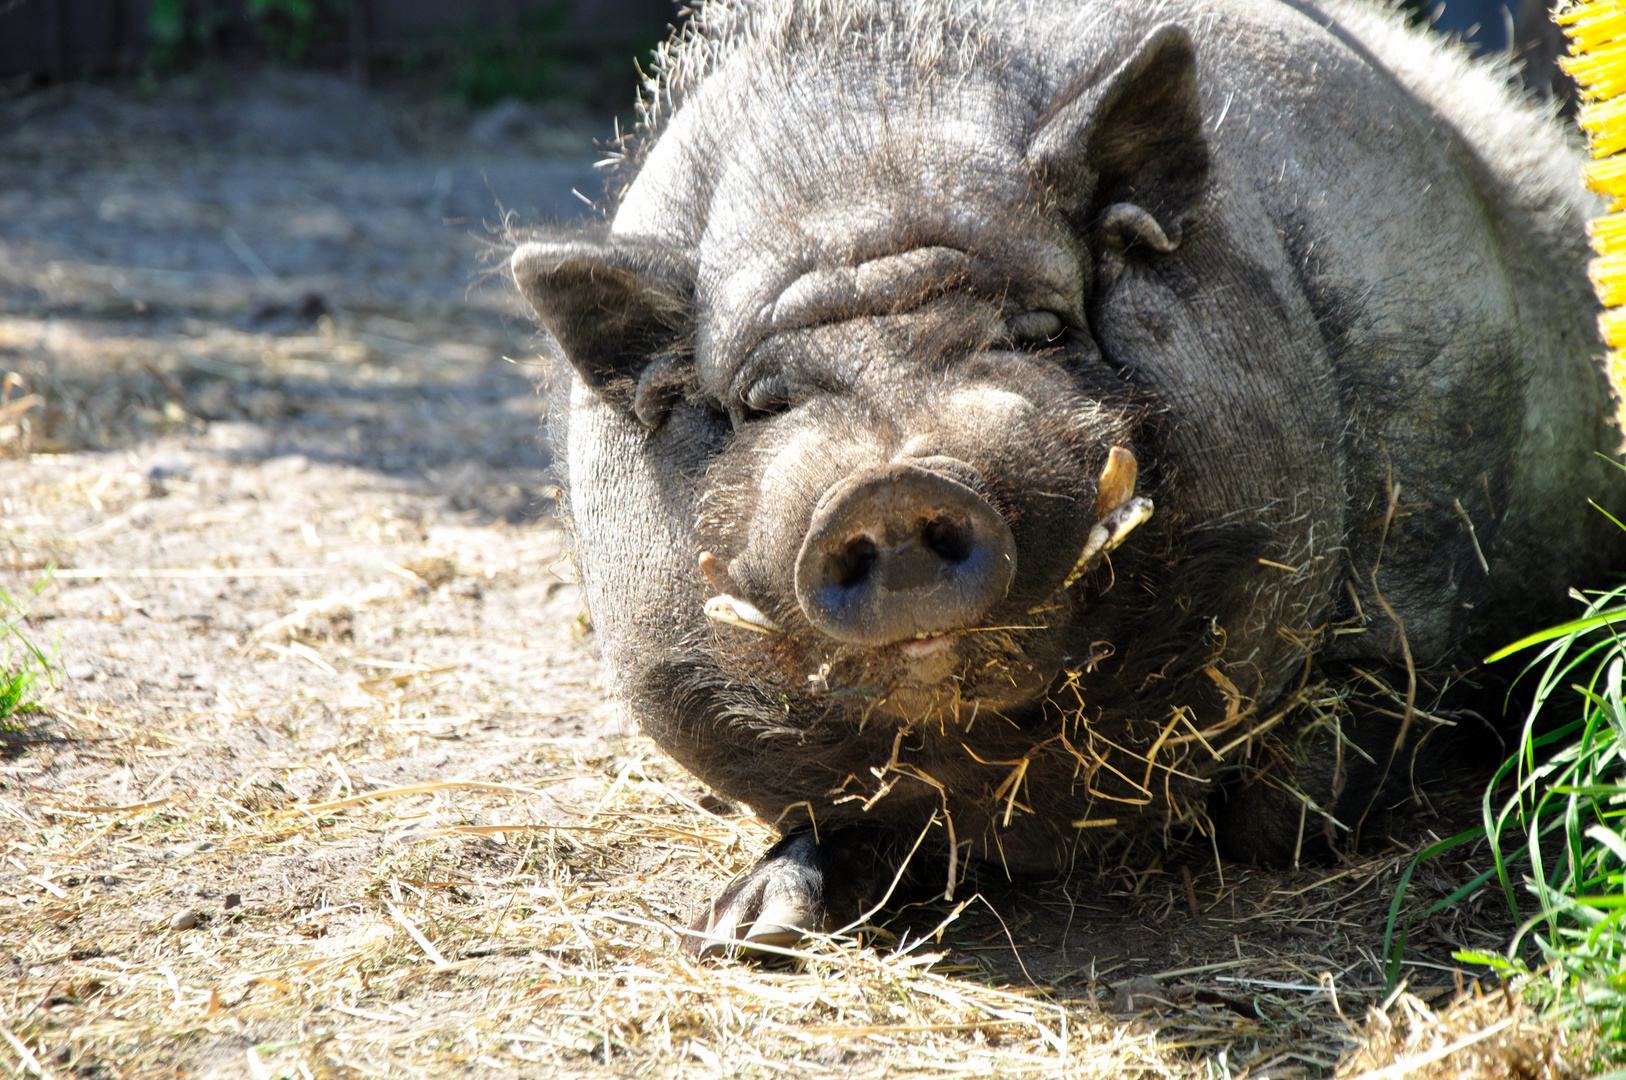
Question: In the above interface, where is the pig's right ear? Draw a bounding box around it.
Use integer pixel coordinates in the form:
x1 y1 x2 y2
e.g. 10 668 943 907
511 240 692 429
1028 24 1208 279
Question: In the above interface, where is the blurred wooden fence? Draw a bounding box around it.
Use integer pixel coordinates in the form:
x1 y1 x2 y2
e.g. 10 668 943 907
0 0 1569 104
0 0 676 82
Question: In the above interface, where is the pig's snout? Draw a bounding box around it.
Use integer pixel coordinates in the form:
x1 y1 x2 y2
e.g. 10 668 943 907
793 463 1016 646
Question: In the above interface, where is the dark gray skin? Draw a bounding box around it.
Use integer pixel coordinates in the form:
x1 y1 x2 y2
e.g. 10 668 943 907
512 0 1626 955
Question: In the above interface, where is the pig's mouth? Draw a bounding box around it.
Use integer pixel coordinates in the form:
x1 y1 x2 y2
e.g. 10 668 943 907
897 633 955 659
698 446 1154 720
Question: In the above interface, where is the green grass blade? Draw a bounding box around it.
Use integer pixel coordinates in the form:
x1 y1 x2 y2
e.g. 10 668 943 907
1486 609 1626 664
1383 827 1488 992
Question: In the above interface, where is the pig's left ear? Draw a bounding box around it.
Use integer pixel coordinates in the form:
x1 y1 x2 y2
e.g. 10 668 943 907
1029 23 1209 266
511 239 692 429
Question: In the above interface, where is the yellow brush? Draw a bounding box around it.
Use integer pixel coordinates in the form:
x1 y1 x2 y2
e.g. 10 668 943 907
1559 1 1626 390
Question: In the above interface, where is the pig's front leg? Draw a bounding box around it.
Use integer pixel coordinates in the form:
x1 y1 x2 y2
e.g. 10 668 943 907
684 829 918 958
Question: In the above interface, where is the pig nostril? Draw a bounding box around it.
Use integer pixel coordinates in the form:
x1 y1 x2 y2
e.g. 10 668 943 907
831 536 878 587
921 516 972 565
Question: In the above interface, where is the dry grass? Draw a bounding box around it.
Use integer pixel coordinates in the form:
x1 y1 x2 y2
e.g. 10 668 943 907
1337 982 1597 1080
2 695 1588 1079
3 722 1172 1079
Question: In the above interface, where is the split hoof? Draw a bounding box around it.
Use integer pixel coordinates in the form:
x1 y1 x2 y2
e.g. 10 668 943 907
686 832 827 959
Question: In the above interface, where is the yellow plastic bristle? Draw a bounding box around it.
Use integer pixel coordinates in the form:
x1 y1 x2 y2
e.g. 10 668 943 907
1585 154 1626 199
1588 212 1626 254
1601 308 1626 347
1558 3 1626 397
1554 1 1619 27
1591 252 1626 306
1591 125 1626 157
1578 94 1626 132
1570 7 1626 49
1563 42 1626 99
1579 115 1626 149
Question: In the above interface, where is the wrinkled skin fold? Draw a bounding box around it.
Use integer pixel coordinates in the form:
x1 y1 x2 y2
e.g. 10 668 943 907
512 0 1626 953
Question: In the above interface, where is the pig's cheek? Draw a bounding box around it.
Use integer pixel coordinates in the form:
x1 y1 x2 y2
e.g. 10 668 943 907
727 429 879 607
943 386 1038 438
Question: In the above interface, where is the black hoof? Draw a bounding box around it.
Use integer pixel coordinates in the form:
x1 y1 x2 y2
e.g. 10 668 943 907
686 832 828 959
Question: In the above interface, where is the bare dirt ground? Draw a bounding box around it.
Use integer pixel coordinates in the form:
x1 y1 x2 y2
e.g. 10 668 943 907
0 74 1569 1079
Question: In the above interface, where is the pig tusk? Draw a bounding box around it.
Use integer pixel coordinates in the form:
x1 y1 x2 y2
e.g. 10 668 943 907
1094 446 1138 520
698 550 734 593
1065 446 1151 588
704 594 782 634
1065 496 1155 589
699 551 781 633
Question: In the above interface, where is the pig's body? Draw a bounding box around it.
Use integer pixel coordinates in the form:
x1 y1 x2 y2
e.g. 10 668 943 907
516 0 1625 950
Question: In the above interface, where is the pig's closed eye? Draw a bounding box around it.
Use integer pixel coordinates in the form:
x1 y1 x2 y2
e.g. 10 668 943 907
1006 310 1064 345
744 375 786 416
739 375 791 420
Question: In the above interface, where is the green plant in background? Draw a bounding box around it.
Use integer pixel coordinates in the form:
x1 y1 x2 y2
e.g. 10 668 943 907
248 0 343 66
446 5 573 107
145 0 345 72
139 0 664 119
0 576 55 734
441 2 665 110
144 0 228 73
145 0 188 70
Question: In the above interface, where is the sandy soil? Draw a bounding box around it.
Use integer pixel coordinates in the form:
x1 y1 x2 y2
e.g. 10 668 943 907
0 70 610 779
0 74 1527 1079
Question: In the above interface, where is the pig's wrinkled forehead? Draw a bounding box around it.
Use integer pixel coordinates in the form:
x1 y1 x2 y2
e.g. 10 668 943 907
612 62 1085 378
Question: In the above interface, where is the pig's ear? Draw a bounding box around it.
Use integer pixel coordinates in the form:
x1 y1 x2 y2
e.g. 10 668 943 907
1029 24 1209 258
511 239 692 429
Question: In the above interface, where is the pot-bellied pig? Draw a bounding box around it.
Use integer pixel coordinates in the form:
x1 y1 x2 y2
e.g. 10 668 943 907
511 0 1626 953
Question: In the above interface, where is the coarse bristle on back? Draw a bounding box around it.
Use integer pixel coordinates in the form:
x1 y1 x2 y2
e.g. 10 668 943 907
1561 0 1626 389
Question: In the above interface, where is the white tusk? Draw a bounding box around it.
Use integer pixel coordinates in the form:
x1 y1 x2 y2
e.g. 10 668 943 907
1064 496 1154 588
1094 446 1138 520
704 594 782 633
